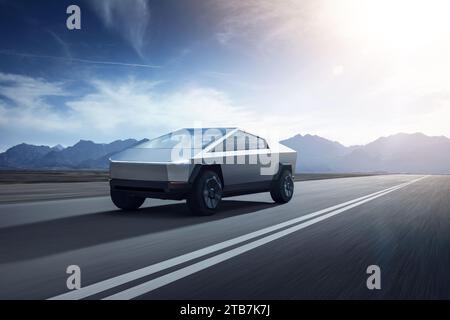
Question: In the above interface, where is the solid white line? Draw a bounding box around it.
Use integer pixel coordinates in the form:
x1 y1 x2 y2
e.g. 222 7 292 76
104 176 426 300
48 176 426 300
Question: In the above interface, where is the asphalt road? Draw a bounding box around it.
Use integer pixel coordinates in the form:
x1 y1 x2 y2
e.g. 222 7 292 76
0 174 449 299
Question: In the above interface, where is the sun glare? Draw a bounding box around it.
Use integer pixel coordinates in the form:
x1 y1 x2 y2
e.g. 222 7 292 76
326 0 450 53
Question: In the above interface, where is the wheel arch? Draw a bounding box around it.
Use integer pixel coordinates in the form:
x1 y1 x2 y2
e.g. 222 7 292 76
273 162 293 181
189 164 224 186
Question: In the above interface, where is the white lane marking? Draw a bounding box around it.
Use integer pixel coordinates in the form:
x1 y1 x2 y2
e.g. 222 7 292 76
49 176 426 300
105 176 426 300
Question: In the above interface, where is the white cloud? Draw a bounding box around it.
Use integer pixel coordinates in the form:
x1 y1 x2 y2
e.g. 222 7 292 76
0 73 65 107
214 0 317 48
0 73 260 149
91 0 151 57
65 80 252 138
0 73 70 132
0 72 313 151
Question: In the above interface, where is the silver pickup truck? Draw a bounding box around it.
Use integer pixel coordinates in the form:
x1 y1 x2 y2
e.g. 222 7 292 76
109 128 297 215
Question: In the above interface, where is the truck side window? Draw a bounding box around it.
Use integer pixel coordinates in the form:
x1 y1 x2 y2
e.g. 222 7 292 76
211 131 268 152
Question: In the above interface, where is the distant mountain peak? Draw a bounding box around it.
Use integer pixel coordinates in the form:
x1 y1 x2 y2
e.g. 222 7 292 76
51 144 64 151
74 139 96 146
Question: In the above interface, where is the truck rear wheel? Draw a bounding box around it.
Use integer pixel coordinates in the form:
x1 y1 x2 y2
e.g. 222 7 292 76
187 170 223 216
110 190 145 210
270 169 294 203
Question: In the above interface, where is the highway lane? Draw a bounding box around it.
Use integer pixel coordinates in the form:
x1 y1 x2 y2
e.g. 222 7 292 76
0 174 448 299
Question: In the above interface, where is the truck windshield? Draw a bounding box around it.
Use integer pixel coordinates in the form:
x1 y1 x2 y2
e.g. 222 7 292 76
135 128 233 149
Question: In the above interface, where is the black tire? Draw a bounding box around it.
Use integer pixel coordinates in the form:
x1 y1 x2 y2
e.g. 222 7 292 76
270 169 294 203
187 170 223 216
110 190 145 210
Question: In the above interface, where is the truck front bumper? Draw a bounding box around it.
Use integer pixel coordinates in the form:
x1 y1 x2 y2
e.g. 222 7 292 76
110 179 192 200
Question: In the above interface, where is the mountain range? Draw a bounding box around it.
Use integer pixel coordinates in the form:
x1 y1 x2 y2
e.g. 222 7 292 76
1 133 450 174
0 139 148 170
280 132 450 174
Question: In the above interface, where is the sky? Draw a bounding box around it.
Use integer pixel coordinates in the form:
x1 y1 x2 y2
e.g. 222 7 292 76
1 0 450 151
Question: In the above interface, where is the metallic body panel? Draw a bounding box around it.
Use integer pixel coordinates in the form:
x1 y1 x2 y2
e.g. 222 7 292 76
110 162 192 182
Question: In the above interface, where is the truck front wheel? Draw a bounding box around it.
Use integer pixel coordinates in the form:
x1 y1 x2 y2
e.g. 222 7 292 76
110 190 145 210
187 170 223 216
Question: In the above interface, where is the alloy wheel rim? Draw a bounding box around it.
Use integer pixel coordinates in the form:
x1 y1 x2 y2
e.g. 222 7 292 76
283 175 294 198
203 176 222 209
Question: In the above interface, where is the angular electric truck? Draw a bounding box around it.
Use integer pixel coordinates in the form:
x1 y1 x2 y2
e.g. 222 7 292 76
109 128 297 215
